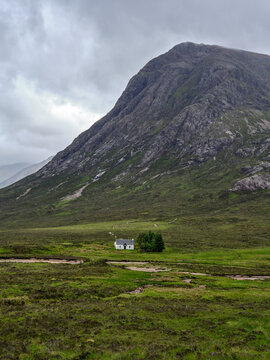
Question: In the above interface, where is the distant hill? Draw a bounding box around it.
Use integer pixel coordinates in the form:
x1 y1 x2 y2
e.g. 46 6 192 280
0 163 30 184
0 157 53 189
0 42 269 228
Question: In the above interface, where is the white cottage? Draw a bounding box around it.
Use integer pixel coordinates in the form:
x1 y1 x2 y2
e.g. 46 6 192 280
114 239 134 250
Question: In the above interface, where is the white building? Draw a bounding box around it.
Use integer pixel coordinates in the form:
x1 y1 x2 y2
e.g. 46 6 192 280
114 239 134 250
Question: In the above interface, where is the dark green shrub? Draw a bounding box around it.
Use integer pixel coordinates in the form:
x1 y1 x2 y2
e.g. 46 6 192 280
137 231 165 252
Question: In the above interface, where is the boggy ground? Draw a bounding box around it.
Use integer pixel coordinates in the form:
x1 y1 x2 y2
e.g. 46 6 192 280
0 219 269 359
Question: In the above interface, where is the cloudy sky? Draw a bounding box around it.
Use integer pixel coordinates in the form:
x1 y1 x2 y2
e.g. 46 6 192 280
0 0 270 166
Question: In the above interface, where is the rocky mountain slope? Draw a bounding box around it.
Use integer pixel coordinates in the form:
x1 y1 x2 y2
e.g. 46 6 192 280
39 42 270 189
0 42 270 227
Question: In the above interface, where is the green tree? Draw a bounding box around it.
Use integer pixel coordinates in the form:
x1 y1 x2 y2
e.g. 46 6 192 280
154 233 165 252
137 231 165 252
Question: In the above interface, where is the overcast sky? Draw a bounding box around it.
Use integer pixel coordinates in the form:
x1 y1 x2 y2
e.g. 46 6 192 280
1 0 270 166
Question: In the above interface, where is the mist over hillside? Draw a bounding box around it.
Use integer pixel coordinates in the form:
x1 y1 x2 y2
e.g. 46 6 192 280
0 157 53 189
0 163 30 184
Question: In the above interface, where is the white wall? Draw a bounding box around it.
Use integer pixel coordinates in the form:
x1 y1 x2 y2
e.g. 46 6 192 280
114 244 134 250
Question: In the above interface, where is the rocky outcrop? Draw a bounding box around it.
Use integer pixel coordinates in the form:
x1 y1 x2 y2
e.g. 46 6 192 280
240 162 270 176
231 162 270 192
231 174 270 192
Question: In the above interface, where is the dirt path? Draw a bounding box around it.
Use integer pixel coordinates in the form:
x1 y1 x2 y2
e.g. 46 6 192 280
107 261 148 265
107 261 269 280
0 258 83 264
16 188 31 200
62 182 89 201
107 261 170 272
228 275 270 280
178 271 208 276
126 266 169 272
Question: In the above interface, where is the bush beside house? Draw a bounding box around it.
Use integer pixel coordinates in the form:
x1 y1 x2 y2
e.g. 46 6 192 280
137 231 165 252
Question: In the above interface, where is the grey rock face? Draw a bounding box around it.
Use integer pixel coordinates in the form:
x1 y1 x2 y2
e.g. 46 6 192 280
29 43 270 189
231 174 270 192
241 162 270 176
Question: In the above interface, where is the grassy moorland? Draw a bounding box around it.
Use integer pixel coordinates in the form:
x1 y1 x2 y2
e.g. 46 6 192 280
0 219 269 359
0 150 270 230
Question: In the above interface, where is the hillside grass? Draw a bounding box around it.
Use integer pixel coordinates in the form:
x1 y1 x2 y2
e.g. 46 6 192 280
0 148 270 230
0 215 269 256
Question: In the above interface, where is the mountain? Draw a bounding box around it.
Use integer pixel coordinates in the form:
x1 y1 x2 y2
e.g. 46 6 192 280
0 163 30 184
0 42 270 227
0 157 53 189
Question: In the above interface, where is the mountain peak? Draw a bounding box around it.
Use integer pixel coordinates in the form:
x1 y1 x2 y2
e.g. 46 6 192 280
0 43 270 226
38 43 270 177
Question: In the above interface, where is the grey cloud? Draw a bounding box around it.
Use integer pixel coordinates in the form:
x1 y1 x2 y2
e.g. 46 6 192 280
1 0 270 165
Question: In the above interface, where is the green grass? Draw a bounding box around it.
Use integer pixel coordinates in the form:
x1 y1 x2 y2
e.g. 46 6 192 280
0 134 269 230
0 219 269 359
0 120 269 358
0 215 269 257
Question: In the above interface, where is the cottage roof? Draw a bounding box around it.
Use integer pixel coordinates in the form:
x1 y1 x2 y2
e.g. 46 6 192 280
115 239 134 245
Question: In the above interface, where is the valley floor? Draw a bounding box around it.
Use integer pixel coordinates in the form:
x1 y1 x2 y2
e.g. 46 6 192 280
0 220 269 359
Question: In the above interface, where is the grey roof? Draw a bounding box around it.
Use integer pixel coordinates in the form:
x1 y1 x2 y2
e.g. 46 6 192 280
115 239 134 245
